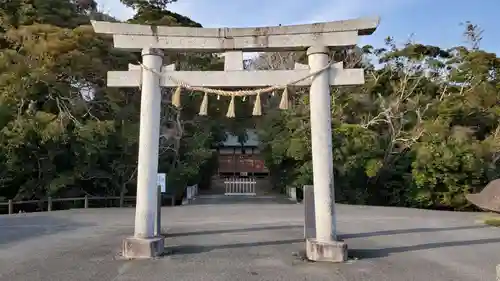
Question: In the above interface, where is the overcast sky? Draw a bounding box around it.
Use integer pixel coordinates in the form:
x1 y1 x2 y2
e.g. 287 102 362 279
98 0 499 54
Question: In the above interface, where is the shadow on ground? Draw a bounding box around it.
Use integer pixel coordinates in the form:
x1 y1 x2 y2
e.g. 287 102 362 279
165 224 304 255
165 223 500 261
0 214 93 246
341 224 492 239
167 238 305 255
167 234 500 260
349 237 500 259
345 224 500 259
164 224 302 237
166 223 489 240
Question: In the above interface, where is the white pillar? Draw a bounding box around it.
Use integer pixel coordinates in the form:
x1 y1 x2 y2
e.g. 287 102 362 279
134 48 163 238
307 45 336 242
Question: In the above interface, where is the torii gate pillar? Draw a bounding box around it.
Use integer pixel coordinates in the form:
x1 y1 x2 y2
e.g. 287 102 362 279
123 48 165 258
305 45 345 262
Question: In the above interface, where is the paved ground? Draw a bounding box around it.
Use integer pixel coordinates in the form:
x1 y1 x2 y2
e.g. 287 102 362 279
0 195 499 281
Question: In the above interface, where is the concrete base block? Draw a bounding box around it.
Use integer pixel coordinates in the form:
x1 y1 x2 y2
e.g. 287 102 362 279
306 238 347 262
496 264 500 281
122 236 165 259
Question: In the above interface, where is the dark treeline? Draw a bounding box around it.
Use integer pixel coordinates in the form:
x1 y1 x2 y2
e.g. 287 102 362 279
1 0 498 211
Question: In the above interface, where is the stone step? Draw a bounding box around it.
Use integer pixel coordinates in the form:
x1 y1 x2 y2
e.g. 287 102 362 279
191 194 297 205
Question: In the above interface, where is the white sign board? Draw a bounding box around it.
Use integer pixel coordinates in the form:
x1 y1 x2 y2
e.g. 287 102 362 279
157 173 166 193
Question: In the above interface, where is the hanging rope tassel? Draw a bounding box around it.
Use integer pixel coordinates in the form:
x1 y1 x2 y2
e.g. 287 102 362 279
252 93 262 116
226 95 236 118
279 87 289 110
172 85 182 108
198 92 208 116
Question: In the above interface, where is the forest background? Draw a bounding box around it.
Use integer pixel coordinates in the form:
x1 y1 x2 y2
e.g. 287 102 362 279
1 0 499 211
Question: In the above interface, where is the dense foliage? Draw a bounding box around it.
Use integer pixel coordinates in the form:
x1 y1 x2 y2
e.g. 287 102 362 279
0 0 231 205
257 30 500 210
0 0 498 212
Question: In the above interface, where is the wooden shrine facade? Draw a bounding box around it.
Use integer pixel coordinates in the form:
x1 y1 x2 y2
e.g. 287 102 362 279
215 130 269 177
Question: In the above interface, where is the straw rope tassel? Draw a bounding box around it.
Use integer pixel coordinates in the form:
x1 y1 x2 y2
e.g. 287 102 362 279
137 59 334 117
226 95 236 118
198 92 208 116
279 87 289 110
172 85 182 108
252 93 262 116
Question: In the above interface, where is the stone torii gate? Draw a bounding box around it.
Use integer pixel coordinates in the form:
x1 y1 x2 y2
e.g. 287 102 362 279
91 17 379 261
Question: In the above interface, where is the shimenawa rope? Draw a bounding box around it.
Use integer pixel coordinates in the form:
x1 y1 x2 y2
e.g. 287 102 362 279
137 60 333 117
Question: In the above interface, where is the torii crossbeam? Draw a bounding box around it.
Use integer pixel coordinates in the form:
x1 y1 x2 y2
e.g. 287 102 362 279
91 17 378 52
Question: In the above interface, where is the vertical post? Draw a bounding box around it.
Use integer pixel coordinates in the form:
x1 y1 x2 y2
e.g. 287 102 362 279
84 195 89 209
307 46 336 241
304 185 316 239
305 45 347 262
154 185 161 236
134 48 163 238
119 193 125 208
47 197 53 212
8 200 13 215
222 54 243 199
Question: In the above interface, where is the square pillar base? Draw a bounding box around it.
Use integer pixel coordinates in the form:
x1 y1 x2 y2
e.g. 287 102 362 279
306 238 347 262
122 236 165 259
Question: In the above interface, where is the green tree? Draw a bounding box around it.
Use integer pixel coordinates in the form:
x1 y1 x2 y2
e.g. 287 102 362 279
254 24 500 210
0 0 230 206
